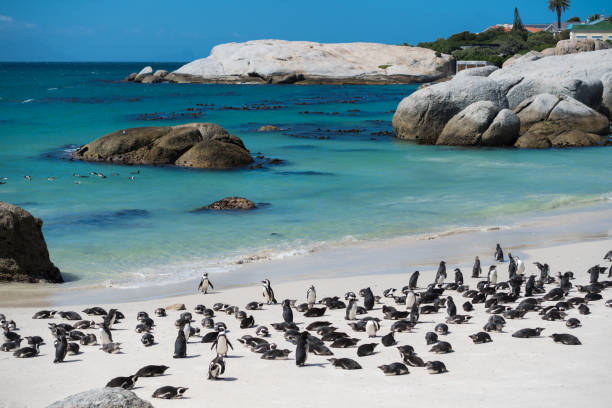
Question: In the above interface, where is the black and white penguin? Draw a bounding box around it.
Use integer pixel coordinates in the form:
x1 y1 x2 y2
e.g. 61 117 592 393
173 328 187 358
365 320 380 338
99 323 112 345
426 360 447 374
154 308 167 317
525 275 536 297
454 268 464 285
282 299 294 323
141 333 155 346
53 334 68 363
328 358 362 370
425 331 438 345
357 343 378 357
32 310 56 319
495 244 504 262
13 344 39 358
487 265 498 285
198 272 214 294
211 328 233 357
360 287 375 311
152 386 188 399
295 331 309 366
1 338 22 351
446 296 457 317
104 309 118 329
208 356 225 380
135 365 169 377
435 261 446 286
106 375 138 389
512 328 545 338
430 341 453 354
472 256 481 278
469 332 492 344
550 333 581 345
516 256 525 275
378 362 409 376
306 285 316 308
604 250 612 262
381 332 396 347
405 290 417 310
261 279 277 304
409 303 420 325
408 271 419 289
345 296 358 320
256 326 269 337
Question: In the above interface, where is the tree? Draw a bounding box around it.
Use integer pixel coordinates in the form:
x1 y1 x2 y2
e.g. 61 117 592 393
566 16 580 23
587 14 602 22
548 0 571 30
512 8 525 32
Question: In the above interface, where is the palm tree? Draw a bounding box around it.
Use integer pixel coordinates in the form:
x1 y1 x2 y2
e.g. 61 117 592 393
548 0 571 30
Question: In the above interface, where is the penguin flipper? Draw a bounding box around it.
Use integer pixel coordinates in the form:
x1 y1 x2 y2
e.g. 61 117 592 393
211 341 217 350
227 340 233 350
209 282 214 290
198 279 203 291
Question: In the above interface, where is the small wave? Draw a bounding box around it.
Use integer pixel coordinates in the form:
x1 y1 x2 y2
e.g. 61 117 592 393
476 193 612 218
22 99 34 103
47 87 58 91
419 225 511 241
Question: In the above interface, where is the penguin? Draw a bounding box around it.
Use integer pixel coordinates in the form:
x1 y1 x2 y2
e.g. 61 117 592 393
508 254 517 278
525 275 535 297
495 244 504 262
211 328 233 357
472 256 481 278
261 279 277 304
345 296 358 320
135 365 169 377
454 269 464 285
361 287 375 311
434 261 446 286
430 341 452 353
173 328 187 358
408 271 419 289
282 299 294 323
106 375 138 389
488 265 498 285
13 343 39 358
181 318 192 342
141 333 155 346
53 335 68 363
365 320 380 338
469 332 492 344
208 356 225 380
1 338 22 351
426 360 447 374
512 328 545 338
198 272 214 294
516 256 525 275
425 331 438 345
405 290 417 310
152 386 188 399
357 343 378 357
306 285 316 309
605 250 612 262
295 331 309 366
104 309 118 329
381 332 396 347
446 296 457 317
99 323 112 345
32 310 57 319
435 323 449 335
378 362 409 376
328 358 362 370
409 303 420 325
154 308 167 317
550 333 581 345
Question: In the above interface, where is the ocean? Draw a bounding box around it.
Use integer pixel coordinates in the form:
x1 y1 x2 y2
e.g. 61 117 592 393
1 62 611 290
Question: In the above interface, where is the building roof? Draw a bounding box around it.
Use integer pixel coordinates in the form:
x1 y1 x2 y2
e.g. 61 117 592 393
571 21 612 33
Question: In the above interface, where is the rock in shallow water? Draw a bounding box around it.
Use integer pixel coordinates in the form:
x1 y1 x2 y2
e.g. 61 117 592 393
0 202 63 283
72 123 254 169
47 388 153 408
197 197 257 211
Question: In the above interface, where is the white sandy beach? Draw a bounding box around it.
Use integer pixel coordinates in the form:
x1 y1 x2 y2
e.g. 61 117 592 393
1 237 611 408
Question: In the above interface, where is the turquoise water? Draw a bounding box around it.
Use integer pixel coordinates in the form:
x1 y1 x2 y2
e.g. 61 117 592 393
1 62 611 288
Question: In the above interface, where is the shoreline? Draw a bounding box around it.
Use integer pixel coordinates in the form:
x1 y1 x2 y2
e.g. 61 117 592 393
0 237 611 407
1 201 611 308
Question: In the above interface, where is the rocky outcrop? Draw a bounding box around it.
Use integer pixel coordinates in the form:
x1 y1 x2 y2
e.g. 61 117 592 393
554 39 611 55
198 197 257 211
73 123 254 169
47 388 153 408
158 40 455 84
455 65 498 78
514 94 610 148
133 66 153 83
392 76 508 144
258 125 281 132
393 49 612 148
502 51 544 68
0 202 63 283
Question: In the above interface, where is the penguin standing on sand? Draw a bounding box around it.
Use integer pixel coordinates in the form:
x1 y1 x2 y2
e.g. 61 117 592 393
261 279 277 305
306 285 316 309
345 295 358 320
211 328 233 357
282 299 294 324
454 268 464 285
516 256 525 275
488 265 498 285
174 329 187 358
409 303 420 324
208 356 225 380
434 262 446 285
365 320 380 338
361 287 375 311
446 296 457 318
495 244 504 262
54 334 68 363
405 290 417 310
198 273 214 294
295 332 309 367
99 323 112 345
508 254 517 278
104 309 118 329
472 256 481 278
408 271 419 289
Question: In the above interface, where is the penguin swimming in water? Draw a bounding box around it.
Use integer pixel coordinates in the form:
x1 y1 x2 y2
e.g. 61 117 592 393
211 328 233 357
261 279 277 304
173 329 187 358
295 331 310 367
282 299 294 323
472 256 481 278
53 334 68 363
408 271 419 289
495 244 504 262
198 272 214 294
306 285 316 309
345 296 358 320
208 356 225 380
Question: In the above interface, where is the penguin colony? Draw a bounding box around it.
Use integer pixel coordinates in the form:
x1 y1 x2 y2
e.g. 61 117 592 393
2 246 612 400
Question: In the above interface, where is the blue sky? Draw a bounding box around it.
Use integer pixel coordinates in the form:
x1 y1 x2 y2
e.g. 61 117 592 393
0 0 609 61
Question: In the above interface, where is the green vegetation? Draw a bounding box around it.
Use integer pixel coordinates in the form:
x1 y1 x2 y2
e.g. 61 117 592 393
417 28 562 67
587 14 603 22
566 16 580 22
378 65 392 70
548 0 571 30
513 8 524 32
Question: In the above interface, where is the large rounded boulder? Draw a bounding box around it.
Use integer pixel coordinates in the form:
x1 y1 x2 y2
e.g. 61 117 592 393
436 101 500 146
0 202 63 283
47 388 153 408
73 123 253 169
392 76 508 144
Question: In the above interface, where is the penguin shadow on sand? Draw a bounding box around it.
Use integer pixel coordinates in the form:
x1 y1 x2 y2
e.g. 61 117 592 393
223 354 243 359
181 354 201 359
